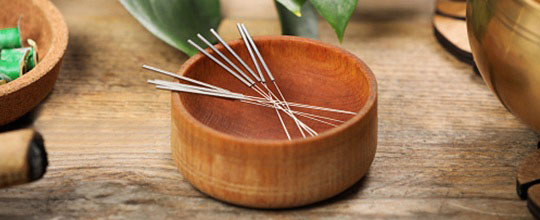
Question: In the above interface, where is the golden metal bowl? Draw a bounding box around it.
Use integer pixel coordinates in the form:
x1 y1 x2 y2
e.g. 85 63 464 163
467 0 540 132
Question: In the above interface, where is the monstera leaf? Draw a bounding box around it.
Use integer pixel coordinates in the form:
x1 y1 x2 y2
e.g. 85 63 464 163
119 0 221 56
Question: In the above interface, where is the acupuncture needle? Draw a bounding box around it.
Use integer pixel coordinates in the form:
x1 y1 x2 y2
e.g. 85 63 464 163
210 28 306 137
151 81 342 126
188 38 281 116
240 100 339 127
210 26 336 135
210 28 261 82
188 39 292 140
149 79 345 126
197 33 296 137
196 34 271 105
142 65 229 92
187 40 254 88
144 65 356 115
150 79 338 122
238 24 312 137
154 83 331 129
240 23 297 118
235 26 312 137
238 23 309 136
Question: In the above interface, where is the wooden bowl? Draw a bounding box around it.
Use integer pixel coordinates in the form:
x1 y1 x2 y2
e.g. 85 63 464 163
0 0 68 125
171 36 377 208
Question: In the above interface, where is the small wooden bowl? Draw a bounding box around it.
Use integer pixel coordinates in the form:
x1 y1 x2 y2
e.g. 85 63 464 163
0 0 68 125
171 36 377 208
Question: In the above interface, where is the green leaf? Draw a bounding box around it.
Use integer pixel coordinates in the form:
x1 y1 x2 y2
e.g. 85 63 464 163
119 0 221 56
275 0 306 17
309 0 357 42
275 0 319 39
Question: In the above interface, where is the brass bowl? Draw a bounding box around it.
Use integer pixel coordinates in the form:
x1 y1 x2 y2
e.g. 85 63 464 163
467 0 540 132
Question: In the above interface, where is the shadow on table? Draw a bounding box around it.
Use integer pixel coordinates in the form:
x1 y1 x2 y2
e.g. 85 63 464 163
0 97 46 133
215 174 370 211
294 174 369 210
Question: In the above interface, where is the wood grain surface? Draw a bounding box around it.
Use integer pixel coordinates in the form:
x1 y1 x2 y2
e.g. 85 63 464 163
0 0 538 219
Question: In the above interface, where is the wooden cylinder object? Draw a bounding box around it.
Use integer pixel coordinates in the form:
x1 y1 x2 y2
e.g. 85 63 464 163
171 36 378 208
0 129 48 188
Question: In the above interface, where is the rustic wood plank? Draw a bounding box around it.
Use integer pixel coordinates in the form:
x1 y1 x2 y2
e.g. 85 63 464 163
0 0 538 219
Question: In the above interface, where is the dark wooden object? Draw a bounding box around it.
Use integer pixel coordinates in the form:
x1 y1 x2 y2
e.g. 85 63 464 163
433 0 474 65
517 150 540 219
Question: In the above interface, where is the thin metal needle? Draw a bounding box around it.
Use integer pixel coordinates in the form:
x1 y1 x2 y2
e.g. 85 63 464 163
155 85 241 100
150 81 344 126
143 65 228 92
239 24 309 137
148 80 236 97
210 28 261 82
187 40 254 87
240 95 357 115
239 26 304 127
153 84 327 133
235 25 302 138
237 24 265 83
210 27 301 138
197 34 256 87
240 24 275 81
145 64 356 115
187 39 273 100
188 36 291 140
241 100 338 127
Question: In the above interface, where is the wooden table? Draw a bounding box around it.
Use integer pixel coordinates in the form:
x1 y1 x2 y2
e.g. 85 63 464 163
1 0 538 219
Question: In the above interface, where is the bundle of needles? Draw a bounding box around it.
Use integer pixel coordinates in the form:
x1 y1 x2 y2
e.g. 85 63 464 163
146 24 357 140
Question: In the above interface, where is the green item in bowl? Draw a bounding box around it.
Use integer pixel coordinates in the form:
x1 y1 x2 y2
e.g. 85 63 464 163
1 47 35 71
0 50 28 82
0 27 22 49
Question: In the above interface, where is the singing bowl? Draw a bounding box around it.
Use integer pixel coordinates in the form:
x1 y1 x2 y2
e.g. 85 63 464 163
467 0 540 132
0 0 68 125
171 36 378 208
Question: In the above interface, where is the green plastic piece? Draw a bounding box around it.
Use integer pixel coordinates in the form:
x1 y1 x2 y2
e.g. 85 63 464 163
0 28 22 49
0 59 23 82
1 48 32 72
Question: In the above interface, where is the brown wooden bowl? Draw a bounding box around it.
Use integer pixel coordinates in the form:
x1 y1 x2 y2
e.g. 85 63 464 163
171 36 377 208
0 0 68 125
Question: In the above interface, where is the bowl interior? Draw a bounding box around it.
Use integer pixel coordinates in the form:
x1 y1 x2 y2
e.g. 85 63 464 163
179 37 372 140
0 0 52 66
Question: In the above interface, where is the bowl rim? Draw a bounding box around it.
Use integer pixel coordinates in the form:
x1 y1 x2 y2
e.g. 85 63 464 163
173 35 377 146
0 0 68 95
